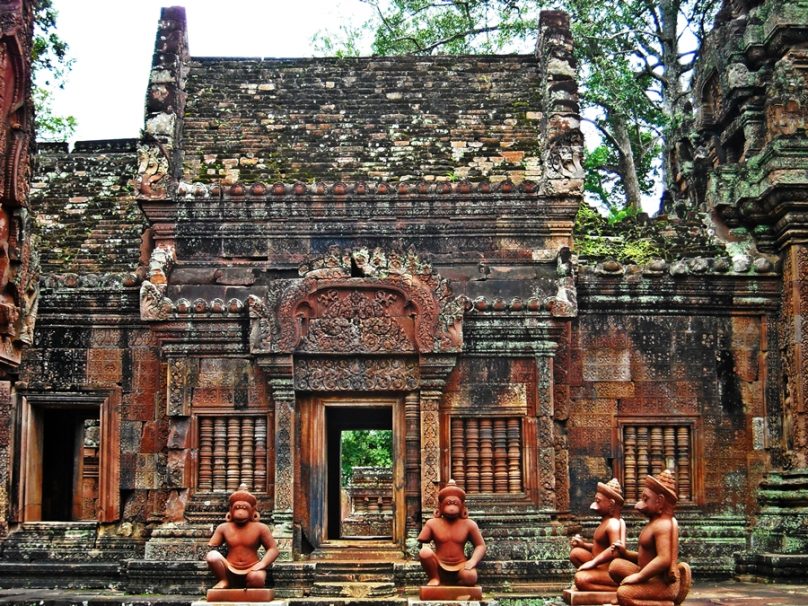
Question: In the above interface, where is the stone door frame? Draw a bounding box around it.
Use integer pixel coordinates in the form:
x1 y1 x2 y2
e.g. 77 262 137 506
296 393 406 549
16 388 121 523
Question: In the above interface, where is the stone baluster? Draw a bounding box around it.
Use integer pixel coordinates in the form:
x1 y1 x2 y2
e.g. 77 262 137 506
664 426 676 471
637 426 650 480
479 419 494 492
466 418 481 493
241 417 255 489
650 426 664 477
677 426 691 501
198 417 213 491
507 418 522 492
451 417 465 489
254 416 267 492
494 418 508 493
213 417 227 491
227 417 241 491
624 426 637 501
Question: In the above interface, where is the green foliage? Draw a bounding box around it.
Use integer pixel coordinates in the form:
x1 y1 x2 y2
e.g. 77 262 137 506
340 430 393 485
32 0 76 141
33 85 76 142
573 203 664 264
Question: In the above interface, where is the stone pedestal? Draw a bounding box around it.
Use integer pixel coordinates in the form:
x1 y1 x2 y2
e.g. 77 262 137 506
419 586 483 601
202 588 276 602
562 587 618 605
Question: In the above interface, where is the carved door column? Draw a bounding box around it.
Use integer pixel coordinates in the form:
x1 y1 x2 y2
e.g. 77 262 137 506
419 354 458 514
536 355 559 509
780 245 808 469
404 391 420 538
263 355 295 560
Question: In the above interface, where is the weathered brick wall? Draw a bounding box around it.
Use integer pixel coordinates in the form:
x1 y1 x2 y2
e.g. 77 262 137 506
571 271 778 516
181 55 543 185
31 140 146 274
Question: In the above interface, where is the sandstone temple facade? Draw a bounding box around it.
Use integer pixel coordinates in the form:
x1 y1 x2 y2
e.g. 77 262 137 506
0 0 806 594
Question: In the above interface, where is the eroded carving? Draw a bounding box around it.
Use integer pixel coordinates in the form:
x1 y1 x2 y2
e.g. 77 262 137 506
140 281 173 321
137 143 170 198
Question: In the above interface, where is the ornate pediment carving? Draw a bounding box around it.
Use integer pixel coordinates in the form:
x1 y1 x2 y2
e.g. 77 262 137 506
249 248 464 355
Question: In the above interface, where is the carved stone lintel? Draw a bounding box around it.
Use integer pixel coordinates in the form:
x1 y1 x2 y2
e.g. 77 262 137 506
294 357 418 391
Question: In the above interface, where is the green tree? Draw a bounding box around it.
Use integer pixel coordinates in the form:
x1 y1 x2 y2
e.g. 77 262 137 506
315 0 719 211
340 430 393 485
32 0 76 141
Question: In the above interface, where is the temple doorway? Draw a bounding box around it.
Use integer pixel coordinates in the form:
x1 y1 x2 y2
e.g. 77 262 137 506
20 405 99 521
298 396 405 553
17 391 120 523
41 409 99 520
328 407 393 540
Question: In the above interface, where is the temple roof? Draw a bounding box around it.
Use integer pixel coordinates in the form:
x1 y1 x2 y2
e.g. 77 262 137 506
31 140 146 275
180 55 544 185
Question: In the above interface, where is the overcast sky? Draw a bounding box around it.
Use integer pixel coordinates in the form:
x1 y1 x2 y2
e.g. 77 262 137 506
48 0 374 142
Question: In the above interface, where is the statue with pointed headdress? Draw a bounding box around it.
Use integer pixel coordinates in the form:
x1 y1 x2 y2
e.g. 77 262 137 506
569 478 627 592
608 470 692 606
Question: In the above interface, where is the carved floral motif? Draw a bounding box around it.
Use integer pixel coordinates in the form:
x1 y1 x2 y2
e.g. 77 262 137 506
299 289 414 353
294 358 418 391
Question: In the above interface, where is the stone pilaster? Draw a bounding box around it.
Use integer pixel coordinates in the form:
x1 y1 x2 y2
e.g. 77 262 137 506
0 382 12 537
404 390 421 545
418 355 458 515
265 356 295 561
780 245 808 469
536 355 558 509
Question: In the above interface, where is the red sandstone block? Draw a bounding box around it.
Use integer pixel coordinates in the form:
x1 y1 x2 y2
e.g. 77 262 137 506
140 421 162 453
87 348 123 384
571 399 616 416
419 586 482 600
592 381 635 399
731 316 762 348
733 348 759 382
192 386 235 407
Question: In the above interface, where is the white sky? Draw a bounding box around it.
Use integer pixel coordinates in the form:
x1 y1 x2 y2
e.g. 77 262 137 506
48 0 374 142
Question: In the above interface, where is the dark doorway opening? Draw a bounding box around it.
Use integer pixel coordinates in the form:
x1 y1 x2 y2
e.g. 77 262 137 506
41 408 98 521
326 406 392 540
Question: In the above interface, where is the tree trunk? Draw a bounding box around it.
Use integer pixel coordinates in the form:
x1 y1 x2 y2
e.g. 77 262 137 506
658 0 683 195
611 112 643 211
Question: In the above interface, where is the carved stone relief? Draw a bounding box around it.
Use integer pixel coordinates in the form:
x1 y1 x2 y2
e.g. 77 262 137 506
136 143 171 198
294 357 418 392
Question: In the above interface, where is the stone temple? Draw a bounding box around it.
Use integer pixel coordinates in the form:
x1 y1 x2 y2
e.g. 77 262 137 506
0 0 806 597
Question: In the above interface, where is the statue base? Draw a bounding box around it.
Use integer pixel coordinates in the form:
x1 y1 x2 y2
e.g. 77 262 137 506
562 587 617 604
419 586 483 600
205 588 276 602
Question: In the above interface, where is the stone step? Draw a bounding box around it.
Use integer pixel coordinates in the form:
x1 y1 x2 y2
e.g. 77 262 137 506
0 523 142 562
0 561 123 590
310 541 404 563
288 599 408 606
313 562 397 582
310 582 398 599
